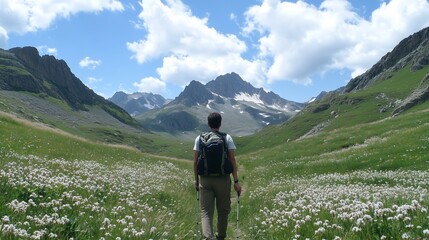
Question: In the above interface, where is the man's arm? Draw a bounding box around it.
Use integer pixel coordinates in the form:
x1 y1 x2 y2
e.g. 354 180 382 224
194 150 199 191
229 149 241 195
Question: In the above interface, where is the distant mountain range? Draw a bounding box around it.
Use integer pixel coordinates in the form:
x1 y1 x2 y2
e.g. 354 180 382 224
126 72 305 136
1 26 429 144
109 92 170 116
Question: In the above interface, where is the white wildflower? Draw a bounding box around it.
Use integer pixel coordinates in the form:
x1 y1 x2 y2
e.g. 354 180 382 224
2 216 10 223
401 233 410 239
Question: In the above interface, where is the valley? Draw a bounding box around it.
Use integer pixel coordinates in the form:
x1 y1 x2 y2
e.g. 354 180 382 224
1 27 429 239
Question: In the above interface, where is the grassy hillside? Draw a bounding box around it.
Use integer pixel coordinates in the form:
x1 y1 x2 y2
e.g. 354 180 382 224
1 97 429 239
0 91 192 159
236 65 429 154
238 103 429 239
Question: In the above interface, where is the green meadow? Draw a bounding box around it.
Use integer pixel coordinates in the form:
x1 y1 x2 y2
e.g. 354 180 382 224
1 66 429 239
1 103 429 239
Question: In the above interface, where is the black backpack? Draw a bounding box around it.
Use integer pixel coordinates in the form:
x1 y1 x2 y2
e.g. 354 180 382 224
197 131 233 176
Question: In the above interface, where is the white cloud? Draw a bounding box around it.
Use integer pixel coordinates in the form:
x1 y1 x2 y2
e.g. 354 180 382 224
128 0 246 62
37 46 57 56
127 0 269 88
133 77 167 94
336 0 429 77
0 0 124 36
244 0 429 84
128 0 429 92
79 57 102 69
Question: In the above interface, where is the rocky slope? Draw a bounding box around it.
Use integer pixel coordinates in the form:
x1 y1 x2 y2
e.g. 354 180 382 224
0 46 138 126
344 27 429 93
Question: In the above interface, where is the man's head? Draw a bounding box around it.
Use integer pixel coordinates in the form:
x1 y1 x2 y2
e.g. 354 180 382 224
208 112 222 129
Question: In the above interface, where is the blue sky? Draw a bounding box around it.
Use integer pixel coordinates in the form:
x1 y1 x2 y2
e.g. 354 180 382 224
1 0 429 103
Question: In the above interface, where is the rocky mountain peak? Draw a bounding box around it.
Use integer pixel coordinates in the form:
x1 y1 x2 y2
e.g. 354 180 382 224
206 72 254 97
174 80 214 107
7 46 98 109
344 27 429 93
9 46 41 67
110 91 130 104
1 46 137 126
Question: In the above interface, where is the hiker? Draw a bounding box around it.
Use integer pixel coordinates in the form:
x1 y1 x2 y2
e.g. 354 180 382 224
194 112 242 240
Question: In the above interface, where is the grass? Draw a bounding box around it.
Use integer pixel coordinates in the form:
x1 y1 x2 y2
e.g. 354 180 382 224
1 99 429 239
237 103 429 239
236 65 429 155
0 91 193 160
0 113 200 240
1 64 429 239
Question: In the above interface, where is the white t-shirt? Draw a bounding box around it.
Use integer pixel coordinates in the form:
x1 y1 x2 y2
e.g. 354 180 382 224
193 133 236 151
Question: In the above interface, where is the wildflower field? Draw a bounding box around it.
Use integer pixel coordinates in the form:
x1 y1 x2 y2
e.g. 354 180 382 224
1 106 429 240
0 114 198 239
239 108 429 239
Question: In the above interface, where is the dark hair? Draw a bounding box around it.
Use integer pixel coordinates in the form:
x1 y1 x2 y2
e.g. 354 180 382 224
208 112 222 129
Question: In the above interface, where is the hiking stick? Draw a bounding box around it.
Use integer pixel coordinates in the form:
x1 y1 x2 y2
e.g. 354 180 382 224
235 191 240 239
196 190 200 239
196 191 199 225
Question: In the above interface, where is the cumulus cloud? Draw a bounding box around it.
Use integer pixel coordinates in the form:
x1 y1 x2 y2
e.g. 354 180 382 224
129 0 429 90
37 46 58 56
79 57 102 69
127 0 268 88
0 0 123 37
133 77 167 94
244 0 429 84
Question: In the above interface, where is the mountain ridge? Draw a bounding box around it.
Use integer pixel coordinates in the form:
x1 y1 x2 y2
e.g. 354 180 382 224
109 91 169 116
0 47 138 128
2 26 429 146
135 72 305 136
344 27 429 93
6 47 100 109
0 46 159 150
237 26 429 152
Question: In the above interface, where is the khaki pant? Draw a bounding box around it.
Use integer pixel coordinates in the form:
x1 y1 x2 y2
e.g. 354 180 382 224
199 175 231 240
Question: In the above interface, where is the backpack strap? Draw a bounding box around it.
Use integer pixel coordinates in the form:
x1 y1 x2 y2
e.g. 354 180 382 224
199 133 209 176
217 132 228 151
217 132 228 175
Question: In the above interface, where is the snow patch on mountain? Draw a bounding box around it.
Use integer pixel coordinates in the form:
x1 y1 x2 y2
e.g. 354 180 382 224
206 100 214 109
259 113 270 118
234 92 264 105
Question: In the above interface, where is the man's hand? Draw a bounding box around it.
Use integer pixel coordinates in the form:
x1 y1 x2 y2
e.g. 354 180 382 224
234 182 241 196
195 181 199 191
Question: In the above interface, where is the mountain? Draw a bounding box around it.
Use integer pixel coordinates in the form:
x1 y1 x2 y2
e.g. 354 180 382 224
237 26 429 152
0 46 138 125
344 27 429 93
0 46 160 150
136 72 305 136
343 27 429 116
109 91 169 116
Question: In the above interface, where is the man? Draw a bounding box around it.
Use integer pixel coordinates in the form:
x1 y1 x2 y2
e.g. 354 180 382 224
194 112 242 240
